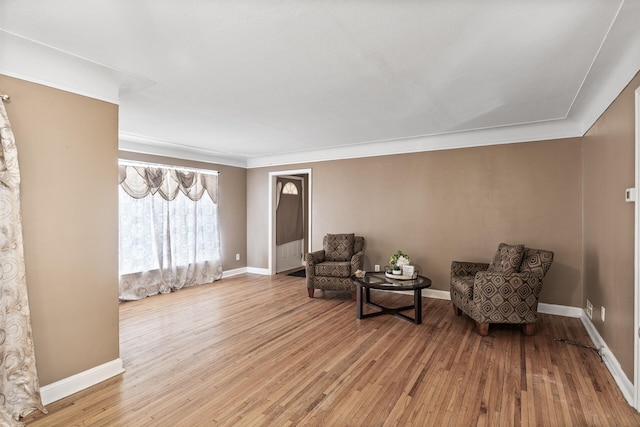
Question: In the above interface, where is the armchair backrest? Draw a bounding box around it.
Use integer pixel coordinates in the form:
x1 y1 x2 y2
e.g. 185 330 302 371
322 234 364 262
518 248 554 277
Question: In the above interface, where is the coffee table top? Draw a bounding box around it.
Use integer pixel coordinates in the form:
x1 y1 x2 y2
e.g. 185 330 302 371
351 271 431 291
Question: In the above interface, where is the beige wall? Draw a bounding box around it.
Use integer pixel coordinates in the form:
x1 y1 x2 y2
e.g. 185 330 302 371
119 152 247 270
582 71 640 379
248 138 583 306
0 74 119 385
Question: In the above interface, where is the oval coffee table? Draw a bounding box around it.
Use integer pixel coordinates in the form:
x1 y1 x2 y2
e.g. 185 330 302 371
351 271 432 324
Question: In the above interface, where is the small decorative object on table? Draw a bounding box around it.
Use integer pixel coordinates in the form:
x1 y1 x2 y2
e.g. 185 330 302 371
402 265 415 278
388 250 411 275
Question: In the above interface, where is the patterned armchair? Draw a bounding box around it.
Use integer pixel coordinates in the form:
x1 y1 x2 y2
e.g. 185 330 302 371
306 234 364 300
450 243 554 336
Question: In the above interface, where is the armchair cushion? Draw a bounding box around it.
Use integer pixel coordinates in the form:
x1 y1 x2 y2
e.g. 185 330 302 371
487 243 525 273
315 261 351 278
519 248 554 276
324 233 355 262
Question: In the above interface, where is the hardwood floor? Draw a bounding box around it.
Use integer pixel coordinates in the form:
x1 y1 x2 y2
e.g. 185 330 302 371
24 274 640 426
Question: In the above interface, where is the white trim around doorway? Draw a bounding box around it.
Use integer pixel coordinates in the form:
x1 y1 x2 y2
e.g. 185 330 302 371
268 169 312 275
633 86 640 411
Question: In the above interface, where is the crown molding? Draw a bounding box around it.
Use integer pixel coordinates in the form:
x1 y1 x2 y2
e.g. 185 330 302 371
119 133 248 168
0 30 153 104
118 116 583 170
119 116 583 170
245 119 583 168
567 0 640 134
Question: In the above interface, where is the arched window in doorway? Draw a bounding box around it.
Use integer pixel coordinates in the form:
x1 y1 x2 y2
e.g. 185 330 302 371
282 181 299 195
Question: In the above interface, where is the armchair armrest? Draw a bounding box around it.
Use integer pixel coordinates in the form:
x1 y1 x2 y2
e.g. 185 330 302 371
350 251 364 274
306 250 325 282
451 261 490 278
472 271 543 323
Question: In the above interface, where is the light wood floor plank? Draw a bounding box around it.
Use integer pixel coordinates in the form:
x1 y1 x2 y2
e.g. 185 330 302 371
23 274 640 426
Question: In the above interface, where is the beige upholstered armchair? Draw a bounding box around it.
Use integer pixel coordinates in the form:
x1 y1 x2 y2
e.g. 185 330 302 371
306 234 364 300
450 243 554 336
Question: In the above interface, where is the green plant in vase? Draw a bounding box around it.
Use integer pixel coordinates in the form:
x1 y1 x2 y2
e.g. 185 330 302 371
389 250 410 274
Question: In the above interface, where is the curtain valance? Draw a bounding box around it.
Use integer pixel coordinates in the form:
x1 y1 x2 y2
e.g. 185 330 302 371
118 164 218 203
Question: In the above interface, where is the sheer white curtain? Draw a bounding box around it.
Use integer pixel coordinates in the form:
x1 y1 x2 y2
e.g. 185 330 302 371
118 163 222 300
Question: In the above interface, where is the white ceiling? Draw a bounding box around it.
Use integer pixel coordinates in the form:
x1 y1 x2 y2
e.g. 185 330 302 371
2 1 640 168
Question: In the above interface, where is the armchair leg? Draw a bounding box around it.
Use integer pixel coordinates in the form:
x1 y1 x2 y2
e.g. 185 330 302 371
523 323 536 336
452 303 462 316
476 322 489 336
351 290 357 301
307 288 314 298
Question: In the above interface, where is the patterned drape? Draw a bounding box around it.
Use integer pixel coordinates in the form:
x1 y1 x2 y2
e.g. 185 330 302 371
118 164 218 202
0 96 46 425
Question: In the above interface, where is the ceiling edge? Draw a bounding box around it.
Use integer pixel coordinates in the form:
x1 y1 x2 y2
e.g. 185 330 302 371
245 119 583 169
0 30 154 104
119 133 248 168
566 0 640 133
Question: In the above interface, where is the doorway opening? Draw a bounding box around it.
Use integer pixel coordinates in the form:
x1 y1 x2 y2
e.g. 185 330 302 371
268 169 312 275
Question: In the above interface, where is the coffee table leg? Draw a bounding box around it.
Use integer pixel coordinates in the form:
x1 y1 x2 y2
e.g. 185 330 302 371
357 284 363 319
414 289 422 324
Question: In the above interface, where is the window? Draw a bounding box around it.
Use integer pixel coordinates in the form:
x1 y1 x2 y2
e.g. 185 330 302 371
118 161 222 300
282 181 299 195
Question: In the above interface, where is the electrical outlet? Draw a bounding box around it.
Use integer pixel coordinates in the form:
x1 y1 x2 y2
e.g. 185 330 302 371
236 253 240 261
375 264 380 272
586 300 593 319
601 306 605 322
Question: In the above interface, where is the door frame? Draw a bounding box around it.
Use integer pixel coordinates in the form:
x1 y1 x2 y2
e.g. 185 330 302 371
268 168 312 275
634 86 640 411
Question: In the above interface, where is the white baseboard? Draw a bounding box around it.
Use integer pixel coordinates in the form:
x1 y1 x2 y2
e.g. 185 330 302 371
538 302 583 318
579 311 634 406
246 267 270 275
383 288 451 299
40 358 125 406
423 288 451 300
391 289 586 318
418 290 584 318
222 267 247 278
